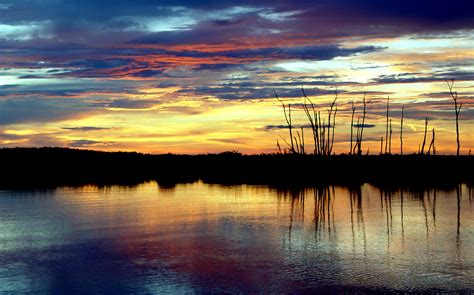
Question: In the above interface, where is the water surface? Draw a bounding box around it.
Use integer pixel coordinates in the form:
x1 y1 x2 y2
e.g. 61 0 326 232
0 182 473 293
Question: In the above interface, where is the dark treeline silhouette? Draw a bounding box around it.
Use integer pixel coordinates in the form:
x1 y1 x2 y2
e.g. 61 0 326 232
0 147 472 189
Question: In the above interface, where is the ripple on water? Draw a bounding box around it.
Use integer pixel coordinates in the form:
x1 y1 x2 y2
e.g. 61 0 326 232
0 183 472 293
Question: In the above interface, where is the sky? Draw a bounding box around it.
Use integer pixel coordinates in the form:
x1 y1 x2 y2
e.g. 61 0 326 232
0 0 473 154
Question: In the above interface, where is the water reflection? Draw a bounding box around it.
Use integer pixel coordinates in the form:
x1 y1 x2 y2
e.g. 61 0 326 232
0 182 473 293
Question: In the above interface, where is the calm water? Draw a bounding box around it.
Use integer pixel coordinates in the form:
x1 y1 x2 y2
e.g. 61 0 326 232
0 182 473 293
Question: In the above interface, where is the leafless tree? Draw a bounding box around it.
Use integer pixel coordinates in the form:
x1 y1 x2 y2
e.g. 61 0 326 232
356 94 368 156
380 137 384 155
400 106 404 155
389 118 393 155
302 88 337 155
428 128 436 155
275 90 296 154
350 100 356 155
384 96 390 154
446 80 462 156
420 118 429 154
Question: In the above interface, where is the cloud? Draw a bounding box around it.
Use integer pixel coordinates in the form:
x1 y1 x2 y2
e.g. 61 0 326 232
0 131 66 147
220 45 382 60
69 139 115 147
178 82 338 100
0 97 95 125
352 123 376 128
1 45 380 80
209 138 246 144
0 1 473 153
62 127 112 131
264 124 327 130
194 63 242 71
371 71 474 84
0 1 471 52
89 99 158 109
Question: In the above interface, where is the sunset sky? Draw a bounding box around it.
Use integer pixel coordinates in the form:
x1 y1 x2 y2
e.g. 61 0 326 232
0 0 473 154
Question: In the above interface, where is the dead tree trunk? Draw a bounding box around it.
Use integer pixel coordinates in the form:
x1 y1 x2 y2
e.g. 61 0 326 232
353 118 361 155
300 127 305 154
447 80 462 156
380 137 384 155
302 89 317 155
330 105 337 155
350 100 356 155
389 118 393 155
428 128 436 155
384 96 390 154
326 91 338 155
357 94 367 156
420 118 429 154
400 106 404 155
275 91 296 153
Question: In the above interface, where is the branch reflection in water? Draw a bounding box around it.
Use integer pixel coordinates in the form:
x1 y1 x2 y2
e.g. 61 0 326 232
274 183 471 264
0 182 472 293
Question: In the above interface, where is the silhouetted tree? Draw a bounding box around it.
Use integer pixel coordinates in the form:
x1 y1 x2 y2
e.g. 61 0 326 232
350 100 356 155
302 88 337 155
385 97 390 154
389 118 393 155
420 118 429 154
428 128 436 155
400 106 404 155
380 137 384 155
356 94 368 156
275 90 296 154
447 80 462 156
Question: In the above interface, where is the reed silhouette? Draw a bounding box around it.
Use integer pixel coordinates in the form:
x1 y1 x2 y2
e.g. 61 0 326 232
277 81 466 156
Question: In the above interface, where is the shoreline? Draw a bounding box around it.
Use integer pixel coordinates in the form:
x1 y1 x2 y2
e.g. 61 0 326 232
0 147 472 189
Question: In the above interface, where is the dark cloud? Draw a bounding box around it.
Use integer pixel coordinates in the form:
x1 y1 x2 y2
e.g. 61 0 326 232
178 80 338 100
399 108 474 121
0 133 25 141
0 78 144 99
89 99 158 109
371 71 474 84
209 138 246 144
221 45 382 60
195 63 242 71
264 124 333 130
129 69 164 78
69 139 115 147
2 1 472 48
0 84 20 89
332 0 474 24
69 140 99 147
0 132 65 147
0 97 94 125
419 91 474 99
0 45 380 80
62 127 112 131
352 123 376 128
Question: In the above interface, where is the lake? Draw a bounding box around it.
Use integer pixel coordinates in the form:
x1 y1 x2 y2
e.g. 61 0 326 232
0 182 472 293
